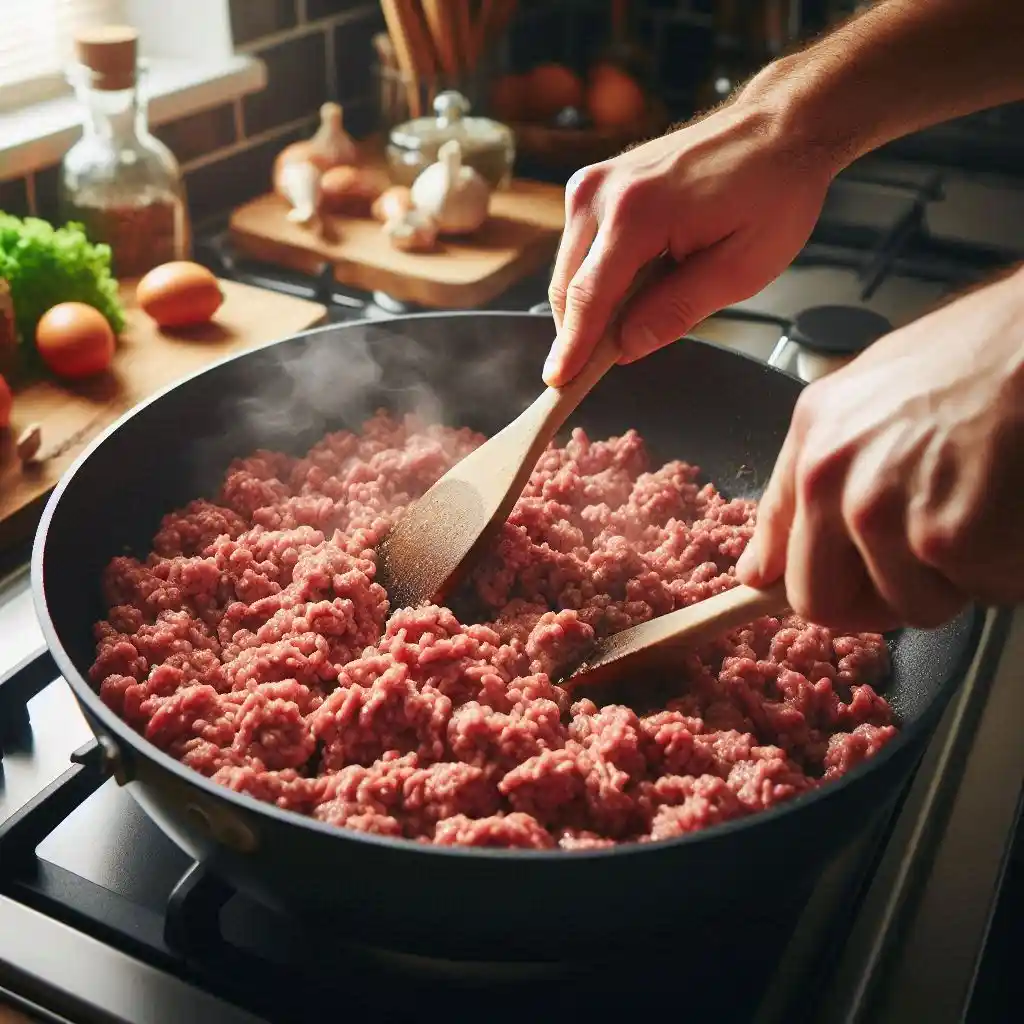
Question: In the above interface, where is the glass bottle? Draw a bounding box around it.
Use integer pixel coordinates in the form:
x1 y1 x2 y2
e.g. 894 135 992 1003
59 25 190 279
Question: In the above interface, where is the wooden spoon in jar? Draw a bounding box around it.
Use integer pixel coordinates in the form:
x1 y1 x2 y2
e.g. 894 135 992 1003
553 580 791 689
376 259 670 610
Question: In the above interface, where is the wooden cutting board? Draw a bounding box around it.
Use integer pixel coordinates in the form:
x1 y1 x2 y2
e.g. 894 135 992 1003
228 177 565 309
0 279 327 547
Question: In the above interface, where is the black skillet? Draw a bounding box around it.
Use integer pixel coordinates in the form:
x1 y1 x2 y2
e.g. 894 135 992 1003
32 312 982 959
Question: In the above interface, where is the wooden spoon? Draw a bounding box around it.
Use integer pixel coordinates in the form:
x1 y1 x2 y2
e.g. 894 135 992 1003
381 0 436 117
556 581 791 689
421 0 458 80
376 262 667 611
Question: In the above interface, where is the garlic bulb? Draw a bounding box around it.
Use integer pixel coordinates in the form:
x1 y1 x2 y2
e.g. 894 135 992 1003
309 102 357 167
410 140 491 236
279 160 322 226
272 102 356 195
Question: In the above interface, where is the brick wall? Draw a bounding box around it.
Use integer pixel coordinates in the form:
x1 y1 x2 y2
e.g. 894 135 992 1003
0 0 384 226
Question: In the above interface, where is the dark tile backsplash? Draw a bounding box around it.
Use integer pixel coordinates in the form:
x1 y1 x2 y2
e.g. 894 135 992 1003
333 8 385 105
659 19 717 94
185 122 310 223
229 0 298 46
306 0 368 21
154 103 238 165
33 165 60 225
507 7 572 68
0 177 29 219
242 30 329 135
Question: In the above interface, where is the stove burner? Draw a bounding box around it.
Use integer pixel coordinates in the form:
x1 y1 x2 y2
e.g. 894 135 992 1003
790 305 893 355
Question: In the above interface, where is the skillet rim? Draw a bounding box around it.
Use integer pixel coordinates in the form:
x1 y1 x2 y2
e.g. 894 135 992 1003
31 310 983 862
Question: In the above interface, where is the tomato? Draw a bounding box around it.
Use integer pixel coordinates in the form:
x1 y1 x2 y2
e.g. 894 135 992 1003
136 261 224 328
0 372 12 429
35 303 116 379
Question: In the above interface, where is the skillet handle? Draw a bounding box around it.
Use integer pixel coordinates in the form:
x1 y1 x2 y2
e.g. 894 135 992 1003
77 731 133 785
85 729 261 853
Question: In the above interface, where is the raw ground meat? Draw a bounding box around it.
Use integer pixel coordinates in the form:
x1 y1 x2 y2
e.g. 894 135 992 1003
90 411 897 850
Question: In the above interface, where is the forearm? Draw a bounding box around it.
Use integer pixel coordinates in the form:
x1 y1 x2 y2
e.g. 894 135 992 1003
741 0 1024 174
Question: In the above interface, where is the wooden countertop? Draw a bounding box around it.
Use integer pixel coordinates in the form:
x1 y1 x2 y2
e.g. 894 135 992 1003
0 278 327 549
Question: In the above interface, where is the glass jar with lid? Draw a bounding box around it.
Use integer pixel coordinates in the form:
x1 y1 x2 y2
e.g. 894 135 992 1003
386 90 515 190
59 26 191 280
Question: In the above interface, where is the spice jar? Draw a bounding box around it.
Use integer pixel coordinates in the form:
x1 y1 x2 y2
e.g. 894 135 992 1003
59 26 190 279
386 91 515 190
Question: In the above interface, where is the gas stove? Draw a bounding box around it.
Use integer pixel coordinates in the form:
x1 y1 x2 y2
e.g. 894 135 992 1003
2 150 1024 1024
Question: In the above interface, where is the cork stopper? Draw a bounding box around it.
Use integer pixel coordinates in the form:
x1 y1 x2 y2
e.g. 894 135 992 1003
74 25 138 91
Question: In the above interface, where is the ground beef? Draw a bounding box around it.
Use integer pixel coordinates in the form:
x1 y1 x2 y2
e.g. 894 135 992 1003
90 411 896 850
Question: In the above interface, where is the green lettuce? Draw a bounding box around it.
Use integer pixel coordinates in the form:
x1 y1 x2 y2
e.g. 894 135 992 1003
0 213 126 350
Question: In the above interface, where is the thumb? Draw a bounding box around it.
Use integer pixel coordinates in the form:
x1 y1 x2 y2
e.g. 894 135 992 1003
736 427 799 588
617 234 758 363
544 221 660 387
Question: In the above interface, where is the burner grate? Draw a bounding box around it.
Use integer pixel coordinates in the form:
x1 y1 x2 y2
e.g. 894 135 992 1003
0 650 56 760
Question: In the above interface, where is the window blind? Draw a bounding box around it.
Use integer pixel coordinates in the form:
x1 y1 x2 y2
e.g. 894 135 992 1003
0 0 127 91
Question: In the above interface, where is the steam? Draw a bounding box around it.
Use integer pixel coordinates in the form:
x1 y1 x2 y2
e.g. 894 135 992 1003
189 314 544 491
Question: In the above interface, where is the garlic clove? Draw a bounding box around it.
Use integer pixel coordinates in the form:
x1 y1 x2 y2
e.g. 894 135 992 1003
17 422 43 464
280 160 322 225
384 209 438 252
372 185 414 224
438 139 462 176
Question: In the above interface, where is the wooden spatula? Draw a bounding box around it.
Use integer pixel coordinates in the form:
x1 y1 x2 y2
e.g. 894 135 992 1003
555 581 790 689
376 263 666 610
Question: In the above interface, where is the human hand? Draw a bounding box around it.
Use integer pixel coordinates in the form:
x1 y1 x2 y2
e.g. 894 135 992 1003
542 96 836 387
736 266 1024 632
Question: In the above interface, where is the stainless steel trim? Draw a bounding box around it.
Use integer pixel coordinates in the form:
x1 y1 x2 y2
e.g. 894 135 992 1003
767 334 792 369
